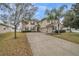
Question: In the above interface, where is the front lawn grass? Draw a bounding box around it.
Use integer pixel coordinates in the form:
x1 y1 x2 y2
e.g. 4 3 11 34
0 32 32 56
53 32 79 44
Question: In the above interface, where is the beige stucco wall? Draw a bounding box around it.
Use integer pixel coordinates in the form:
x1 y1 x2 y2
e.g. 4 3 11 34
39 19 63 33
21 20 38 31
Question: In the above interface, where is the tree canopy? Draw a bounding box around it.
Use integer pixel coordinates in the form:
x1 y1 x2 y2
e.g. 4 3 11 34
63 3 79 29
0 3 38 39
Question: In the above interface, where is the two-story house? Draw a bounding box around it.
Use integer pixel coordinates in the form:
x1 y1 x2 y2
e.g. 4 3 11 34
21 20 38 32
39 18 63 33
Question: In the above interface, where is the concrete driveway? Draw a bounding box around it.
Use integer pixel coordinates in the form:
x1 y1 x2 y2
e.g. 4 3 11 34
27 32 79 56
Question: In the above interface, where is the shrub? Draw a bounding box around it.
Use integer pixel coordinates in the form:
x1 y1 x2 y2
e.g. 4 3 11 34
54 30 66 33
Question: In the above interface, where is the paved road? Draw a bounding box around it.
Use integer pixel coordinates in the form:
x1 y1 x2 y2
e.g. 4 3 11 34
27 32 79 56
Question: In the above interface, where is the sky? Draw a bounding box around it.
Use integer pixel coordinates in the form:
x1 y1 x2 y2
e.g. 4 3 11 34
0 3 73 23
33 3 73 20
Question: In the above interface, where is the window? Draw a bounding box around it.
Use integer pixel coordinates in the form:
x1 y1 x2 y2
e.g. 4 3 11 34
31 22 35 25
3 27 6 30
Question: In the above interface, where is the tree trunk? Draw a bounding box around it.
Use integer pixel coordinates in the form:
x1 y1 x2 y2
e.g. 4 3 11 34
14 25 17 39
70 26 72 32
46 27 48 33
58 19 60 34
37 24 40 32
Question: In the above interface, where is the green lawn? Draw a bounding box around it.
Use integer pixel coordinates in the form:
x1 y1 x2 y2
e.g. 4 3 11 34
53 32 79 44
0 32 32 56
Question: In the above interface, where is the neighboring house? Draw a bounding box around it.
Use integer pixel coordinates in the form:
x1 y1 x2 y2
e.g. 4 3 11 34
0 23 14 33
39 19 48 33
0 20 14 33
39 19 63 33
20 20 38 32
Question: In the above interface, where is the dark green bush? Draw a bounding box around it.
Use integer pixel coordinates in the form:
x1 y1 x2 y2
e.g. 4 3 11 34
55 30 66 33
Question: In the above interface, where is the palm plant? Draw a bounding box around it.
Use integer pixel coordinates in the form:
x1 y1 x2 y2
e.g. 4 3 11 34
51 5 67 34
45 5 66 34
45 9 55 33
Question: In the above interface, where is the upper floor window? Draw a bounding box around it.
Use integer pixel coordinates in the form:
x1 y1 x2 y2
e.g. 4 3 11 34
31 22 35 25
3 27 6 30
